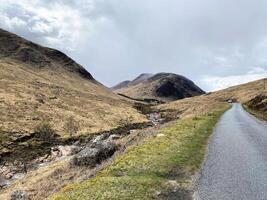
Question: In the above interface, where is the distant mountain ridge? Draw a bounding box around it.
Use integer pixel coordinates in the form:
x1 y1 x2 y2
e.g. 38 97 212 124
111 73 153 90
112 72 205 102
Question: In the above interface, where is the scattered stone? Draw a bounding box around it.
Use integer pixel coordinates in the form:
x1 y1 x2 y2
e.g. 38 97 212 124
155 191 161 196
0 175 7 188
70 140 116 167
167 180 180 192
0 165 15 179
129 130 137 134
36 98 45 104
108 134 121 140
58 145 80 156
157 133 165 137
34 154 51 164
92 134 106 143
51 145 80 158
147 113 164 125
10 190 28 200
32 116 41 121
49 96 57 100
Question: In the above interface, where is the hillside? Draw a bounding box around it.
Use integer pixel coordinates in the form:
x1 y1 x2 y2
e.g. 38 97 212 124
0 29 147 161
113 73 205 102
157 78 267 119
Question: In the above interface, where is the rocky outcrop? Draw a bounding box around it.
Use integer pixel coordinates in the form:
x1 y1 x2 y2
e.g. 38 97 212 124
70 140 116 167
51 145 80 158
246 94 267 112
10 190 28 200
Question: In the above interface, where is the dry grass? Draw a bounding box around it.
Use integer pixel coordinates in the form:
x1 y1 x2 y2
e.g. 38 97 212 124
157 79 266 119
0 157 107 200
0 58 147 138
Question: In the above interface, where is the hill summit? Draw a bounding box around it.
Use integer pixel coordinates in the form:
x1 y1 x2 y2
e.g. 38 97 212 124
0 28 93 80
112 72 205 102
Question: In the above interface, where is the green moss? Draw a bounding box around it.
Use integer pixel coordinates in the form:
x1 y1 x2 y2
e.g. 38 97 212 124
52 105 229 200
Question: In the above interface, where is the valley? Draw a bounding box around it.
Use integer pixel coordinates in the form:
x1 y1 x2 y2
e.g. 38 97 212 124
0 28 266 200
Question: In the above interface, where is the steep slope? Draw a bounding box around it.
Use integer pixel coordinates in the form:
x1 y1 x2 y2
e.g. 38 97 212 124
113 73 205 102
0 29 147 160
0 29 93 80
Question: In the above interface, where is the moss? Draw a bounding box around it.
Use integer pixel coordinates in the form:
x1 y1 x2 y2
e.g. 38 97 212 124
52 105 229 200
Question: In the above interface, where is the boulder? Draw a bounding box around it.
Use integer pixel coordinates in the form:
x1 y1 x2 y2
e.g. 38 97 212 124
70 140 116 167
51 145 80 158
58 145 79 156
108 134 121 140
92 134 106 143
10 190 28 200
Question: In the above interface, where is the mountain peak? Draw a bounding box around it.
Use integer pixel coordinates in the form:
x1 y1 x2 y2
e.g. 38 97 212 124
113 72 205 102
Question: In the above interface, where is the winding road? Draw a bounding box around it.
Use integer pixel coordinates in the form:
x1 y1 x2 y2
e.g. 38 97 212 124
194 103 267 200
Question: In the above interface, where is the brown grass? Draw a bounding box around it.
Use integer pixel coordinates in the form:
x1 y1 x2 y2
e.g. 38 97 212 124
156 78 266 119
0 58 147 138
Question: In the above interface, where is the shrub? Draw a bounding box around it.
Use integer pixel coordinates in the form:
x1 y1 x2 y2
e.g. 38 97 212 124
34 121 57 143
63 116 79 137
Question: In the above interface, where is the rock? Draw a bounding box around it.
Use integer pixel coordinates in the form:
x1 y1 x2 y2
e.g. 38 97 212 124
10 190 28 200
0 175 7 188
32 116 40 121
37 154 50 163
157 133 165 137
70 140 116 167
36 97 45 104
51 147 62 158
49 96 57 100
92 134 106 143
51 145 80 158
108 134 121 140
129 130 137 134
5 172 14 179
58 145 80 156
147 113 164 125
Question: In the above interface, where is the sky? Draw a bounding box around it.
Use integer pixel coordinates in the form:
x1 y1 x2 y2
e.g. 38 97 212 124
1 0 267 91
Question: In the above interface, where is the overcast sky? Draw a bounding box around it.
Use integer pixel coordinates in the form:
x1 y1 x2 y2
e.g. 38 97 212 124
1 0 267 91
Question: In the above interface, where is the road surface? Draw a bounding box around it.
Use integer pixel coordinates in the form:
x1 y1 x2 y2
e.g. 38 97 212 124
194 103 267 200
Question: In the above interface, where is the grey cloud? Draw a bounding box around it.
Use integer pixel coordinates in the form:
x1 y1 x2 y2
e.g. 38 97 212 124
1 0 267 91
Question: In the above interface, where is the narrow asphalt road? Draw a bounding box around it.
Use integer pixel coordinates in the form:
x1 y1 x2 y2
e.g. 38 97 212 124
194 103 267 200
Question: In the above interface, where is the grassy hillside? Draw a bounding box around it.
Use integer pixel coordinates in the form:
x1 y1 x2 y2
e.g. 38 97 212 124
0 59 146 137
0 29 148 163
157 79 266 119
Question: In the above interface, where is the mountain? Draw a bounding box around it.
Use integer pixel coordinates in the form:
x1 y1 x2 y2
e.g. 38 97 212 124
157 78 267 119
112 72 205 102
0 29 93 80
111 80 131 91
0 29 146 161
130 73 154 86
111 73 154 90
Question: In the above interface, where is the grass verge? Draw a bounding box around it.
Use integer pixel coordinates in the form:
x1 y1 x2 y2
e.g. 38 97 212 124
52 105 229 200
